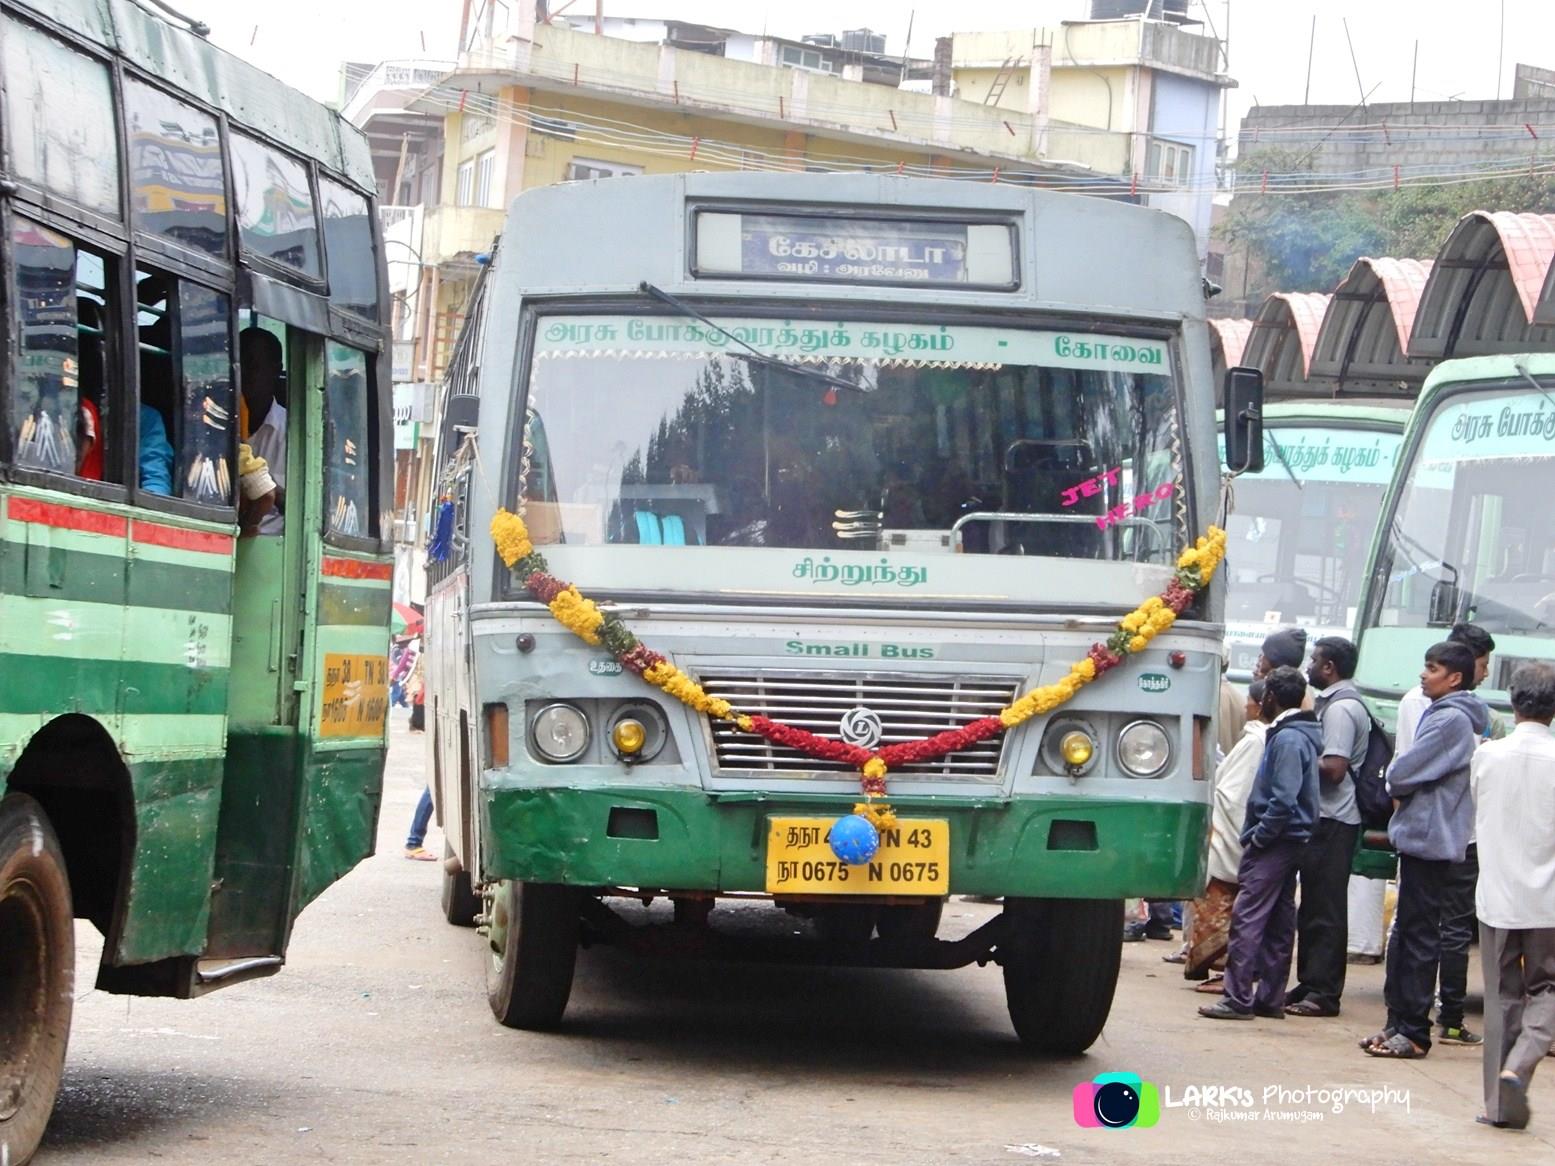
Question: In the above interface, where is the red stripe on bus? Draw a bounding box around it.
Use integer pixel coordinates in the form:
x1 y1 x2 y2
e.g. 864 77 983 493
322 557 392 581
6 496 129 537
130 520 235 555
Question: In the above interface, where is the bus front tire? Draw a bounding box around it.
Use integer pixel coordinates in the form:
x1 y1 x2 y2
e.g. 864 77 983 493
440 843 480 927
486 880 581 1030
0 792 75 1166
1001 897 1123 1055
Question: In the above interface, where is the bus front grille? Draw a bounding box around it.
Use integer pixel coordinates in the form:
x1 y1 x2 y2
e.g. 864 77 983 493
695 668 1019 781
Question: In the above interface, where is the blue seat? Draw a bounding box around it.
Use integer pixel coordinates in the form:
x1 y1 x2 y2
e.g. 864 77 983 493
633 511 663 545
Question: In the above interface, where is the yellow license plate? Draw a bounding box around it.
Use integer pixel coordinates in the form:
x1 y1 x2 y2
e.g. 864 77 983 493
765 817 950 895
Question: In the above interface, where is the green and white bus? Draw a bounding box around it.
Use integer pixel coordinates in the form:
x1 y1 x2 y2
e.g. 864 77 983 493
0 4 393 1161
1220 403 1408 679
1355 354 1555 727
426 172 1252 1053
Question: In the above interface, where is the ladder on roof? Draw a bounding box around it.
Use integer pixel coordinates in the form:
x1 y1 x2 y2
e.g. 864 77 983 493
983 56 1021 105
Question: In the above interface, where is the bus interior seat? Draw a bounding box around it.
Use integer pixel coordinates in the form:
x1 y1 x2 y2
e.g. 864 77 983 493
633 511 663 545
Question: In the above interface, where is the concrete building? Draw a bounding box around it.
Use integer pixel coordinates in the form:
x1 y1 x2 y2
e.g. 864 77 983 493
949 11 1233 258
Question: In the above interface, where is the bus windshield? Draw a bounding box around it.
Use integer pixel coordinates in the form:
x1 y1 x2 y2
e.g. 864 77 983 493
520 315 1182 565
1376 386 1555 639
1222 425 1400 629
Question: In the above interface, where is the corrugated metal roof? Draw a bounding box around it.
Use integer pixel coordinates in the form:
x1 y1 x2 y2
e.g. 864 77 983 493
1241 292 1330 395
1209 317 1253 366
1308 257 1433 396
1409 211 1555 358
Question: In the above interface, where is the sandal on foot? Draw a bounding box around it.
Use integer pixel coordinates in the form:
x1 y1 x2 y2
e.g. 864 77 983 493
1358 1029 1395 1051
404 846 438 861
1363 1033 1426 1058
1194 976 1226 995
1285 999 1340 1017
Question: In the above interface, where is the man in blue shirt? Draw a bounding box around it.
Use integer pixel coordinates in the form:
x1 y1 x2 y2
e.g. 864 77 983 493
139 404 174 495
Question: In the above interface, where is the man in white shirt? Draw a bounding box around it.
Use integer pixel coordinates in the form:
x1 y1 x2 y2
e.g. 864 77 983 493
241 327 287 535
1472 662 1555 1130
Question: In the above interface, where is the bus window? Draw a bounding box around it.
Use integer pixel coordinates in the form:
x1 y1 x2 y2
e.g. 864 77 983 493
177 284 234 505
230 133 321 279
325 342 371 538
135 272 234 504
11 219 116 478
320 178 378 320
123 78 228 259
0 15 120 217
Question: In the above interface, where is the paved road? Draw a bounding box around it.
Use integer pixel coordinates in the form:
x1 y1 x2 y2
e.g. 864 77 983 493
37 721 1552 1164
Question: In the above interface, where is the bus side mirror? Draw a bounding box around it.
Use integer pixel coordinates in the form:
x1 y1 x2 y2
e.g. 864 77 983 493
1223 366 1265 475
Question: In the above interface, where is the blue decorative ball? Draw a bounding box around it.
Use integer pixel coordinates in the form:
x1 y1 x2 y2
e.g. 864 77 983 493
829 814 880 865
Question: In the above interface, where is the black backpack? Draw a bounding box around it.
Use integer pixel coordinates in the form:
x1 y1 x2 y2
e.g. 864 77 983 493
1325 692 1396 830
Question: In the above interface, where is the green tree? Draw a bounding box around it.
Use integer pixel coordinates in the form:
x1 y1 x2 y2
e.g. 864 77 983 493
1378 173 1555 257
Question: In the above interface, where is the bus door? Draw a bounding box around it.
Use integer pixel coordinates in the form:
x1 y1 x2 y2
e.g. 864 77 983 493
206 314 322 958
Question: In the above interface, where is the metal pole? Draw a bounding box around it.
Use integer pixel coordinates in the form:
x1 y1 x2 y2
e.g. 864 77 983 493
1496 0 1505 100
1303 14 1315 104
1411 41 1418 111
1341 17 1367 114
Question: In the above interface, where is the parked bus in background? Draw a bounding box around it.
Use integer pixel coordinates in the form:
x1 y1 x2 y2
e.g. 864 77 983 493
1355 354 1555 729
0 4 393 1161
424 171 1258 1054
1219 403 1409 679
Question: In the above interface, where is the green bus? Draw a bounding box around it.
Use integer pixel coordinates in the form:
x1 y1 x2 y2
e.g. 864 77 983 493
1355 353 1555 727
0 3 393 1161
426 172 1254 1054
1219 402 1408 680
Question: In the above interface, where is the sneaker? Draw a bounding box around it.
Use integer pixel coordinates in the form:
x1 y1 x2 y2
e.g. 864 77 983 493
1438 1024 1483 1046
1143 923 1174 941
1123 921 1148 942
1199 1000 1254 1021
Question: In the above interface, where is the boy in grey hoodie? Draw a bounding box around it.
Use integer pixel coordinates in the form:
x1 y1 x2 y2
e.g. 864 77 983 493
1361 641 1490 1059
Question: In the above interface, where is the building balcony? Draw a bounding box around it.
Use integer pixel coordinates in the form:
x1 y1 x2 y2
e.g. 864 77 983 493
421 204 506 268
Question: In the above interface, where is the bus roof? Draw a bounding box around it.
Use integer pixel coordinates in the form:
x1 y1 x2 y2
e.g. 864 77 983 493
498 172 1206 321
1415 352 1555 401
15 0 373 190
1261 401 1412 429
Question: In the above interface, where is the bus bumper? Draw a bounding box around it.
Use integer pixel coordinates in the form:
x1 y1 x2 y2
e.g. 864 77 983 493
480 786 1207 900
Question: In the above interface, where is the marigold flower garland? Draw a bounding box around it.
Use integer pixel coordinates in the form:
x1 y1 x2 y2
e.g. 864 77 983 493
491 508 1226 798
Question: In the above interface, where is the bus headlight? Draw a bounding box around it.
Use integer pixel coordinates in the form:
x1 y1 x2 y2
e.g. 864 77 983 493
607 702 668 762
1117 720 1171 778
1059 730 1095 769
530 702 590 763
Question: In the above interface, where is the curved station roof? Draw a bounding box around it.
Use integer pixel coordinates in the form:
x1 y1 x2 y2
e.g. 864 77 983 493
1307 257 1433 396
1240 292 1330 396
1408 212 1555 359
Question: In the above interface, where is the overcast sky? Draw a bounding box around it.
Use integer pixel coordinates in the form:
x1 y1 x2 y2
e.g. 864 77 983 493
175 0 1554 133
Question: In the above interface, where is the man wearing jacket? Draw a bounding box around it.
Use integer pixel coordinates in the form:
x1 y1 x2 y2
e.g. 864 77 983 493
1362 641 1490 1059
1200 666 1322 1021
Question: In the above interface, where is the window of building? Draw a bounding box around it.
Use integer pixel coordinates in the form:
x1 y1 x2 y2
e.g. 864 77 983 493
230 133 321 278
123 78 228 259
1147 140 1194 187
474 150 496 209
565 158 644 182
1 16 121 217
320 177 378 321
455 158 475 206
324 342 373 539
779 45 833 73
10 219 117 477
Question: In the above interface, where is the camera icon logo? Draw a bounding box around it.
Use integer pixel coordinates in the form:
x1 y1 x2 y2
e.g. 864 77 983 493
1072 1072 1160 1129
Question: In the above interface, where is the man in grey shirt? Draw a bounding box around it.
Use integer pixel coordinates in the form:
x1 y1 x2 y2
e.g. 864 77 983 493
1285 636 1366 1016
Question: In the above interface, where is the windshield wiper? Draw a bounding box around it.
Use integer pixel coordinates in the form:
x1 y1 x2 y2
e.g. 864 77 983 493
1265 431 1301 489
638 282 866 394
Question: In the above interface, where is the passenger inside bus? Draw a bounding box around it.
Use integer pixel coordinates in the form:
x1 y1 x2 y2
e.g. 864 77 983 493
136 275 176 495
240 327 287 533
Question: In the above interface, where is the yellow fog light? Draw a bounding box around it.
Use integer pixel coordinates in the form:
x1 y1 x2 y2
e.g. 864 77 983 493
1060 730 1096 769
611 718 647 755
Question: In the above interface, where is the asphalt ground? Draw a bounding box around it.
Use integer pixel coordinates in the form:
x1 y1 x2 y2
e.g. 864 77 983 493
35 718 1553 1164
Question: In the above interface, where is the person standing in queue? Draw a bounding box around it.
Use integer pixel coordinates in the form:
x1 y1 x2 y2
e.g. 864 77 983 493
1285 636 1365 1018
1199 667 1322 1022
1473 663 1555 1130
